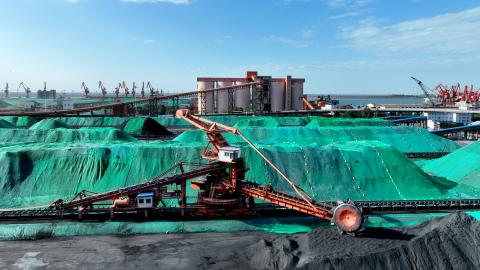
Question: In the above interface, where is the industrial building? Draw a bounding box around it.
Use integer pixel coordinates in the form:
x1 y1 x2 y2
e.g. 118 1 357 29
423 111 472 125
37 89 57 99
197 71 305 115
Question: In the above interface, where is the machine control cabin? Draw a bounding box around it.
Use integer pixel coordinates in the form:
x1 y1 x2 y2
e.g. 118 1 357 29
218 146 241 163
137 192 155 208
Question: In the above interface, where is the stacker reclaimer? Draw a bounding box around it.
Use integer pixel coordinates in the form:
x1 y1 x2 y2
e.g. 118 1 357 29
1 110 480 234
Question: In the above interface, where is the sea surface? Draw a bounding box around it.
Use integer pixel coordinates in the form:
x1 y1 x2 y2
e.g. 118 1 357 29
308 95 424 107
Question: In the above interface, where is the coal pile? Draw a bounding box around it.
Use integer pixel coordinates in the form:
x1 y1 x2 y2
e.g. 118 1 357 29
122 117 173 136
0 212 478 270
247 212 480 270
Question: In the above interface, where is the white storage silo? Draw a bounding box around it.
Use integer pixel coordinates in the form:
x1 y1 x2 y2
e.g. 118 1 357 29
270 80 286 112
216 81 232 113
291 80 304 110
234 81 250 112
197 81 215 114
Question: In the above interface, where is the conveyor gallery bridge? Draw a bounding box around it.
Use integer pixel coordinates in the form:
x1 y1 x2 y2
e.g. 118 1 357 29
0 82 260 117
432 124 480 140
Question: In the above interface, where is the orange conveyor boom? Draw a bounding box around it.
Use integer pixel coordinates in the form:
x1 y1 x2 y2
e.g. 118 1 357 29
240 182 332 220
302 96 315 110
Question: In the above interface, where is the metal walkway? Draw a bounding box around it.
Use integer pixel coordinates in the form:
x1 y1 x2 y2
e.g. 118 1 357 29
55 162 225 210
240 182 333 220
432 124 480 135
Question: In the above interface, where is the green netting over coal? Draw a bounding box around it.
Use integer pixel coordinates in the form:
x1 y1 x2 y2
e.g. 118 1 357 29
421 141 480 197
205 115 391 127
175 125 459 153
217 116 308 127
0 137 456 209
306 117 392 127
57 117 129 128
164 115 391 128
0 128 136 143
0 100 11 108
0 141 201 208
233 118 282 128
242 141 455 201
122 117 173 136
0 119 14 128
29 119 70 130
0 116 38 128
32 115 392 130
58 116 233 129
152 116 190 127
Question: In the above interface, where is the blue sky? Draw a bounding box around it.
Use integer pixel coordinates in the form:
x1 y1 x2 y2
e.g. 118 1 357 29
1 0 479 94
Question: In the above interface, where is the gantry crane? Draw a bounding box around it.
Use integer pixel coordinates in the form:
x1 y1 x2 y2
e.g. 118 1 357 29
411 77 443 107
18 82 31 98
81 82 89 97
140 82 145 98
146 81 155 97
98 81 107 98
122 81 130 97
3 83 8 98
131 82 137 98
114 82 121 98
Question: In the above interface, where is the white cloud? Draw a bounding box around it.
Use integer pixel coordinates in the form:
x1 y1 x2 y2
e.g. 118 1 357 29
144 39 155 44
329 11 361 20
262 29 315 48
120 0 190 4
262 35 311 48
339 6 480 55
64 0 85 3
300 30 315 39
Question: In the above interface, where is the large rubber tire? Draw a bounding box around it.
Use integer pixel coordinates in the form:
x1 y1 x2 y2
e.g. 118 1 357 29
333 203 363 233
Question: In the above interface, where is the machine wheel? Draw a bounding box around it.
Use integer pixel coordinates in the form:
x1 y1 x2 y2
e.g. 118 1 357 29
244 195 254 208
332 203 363 234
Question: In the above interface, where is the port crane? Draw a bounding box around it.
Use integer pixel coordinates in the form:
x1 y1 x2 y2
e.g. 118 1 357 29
81 82 89 97
131 82 137 98
122 81 130 97
114 83 121 98
411 77 443 107
98 81 107 98
146 81 155 96
3 83 8 98
18 82 31 98
140 82 145 98
1 110 480 234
